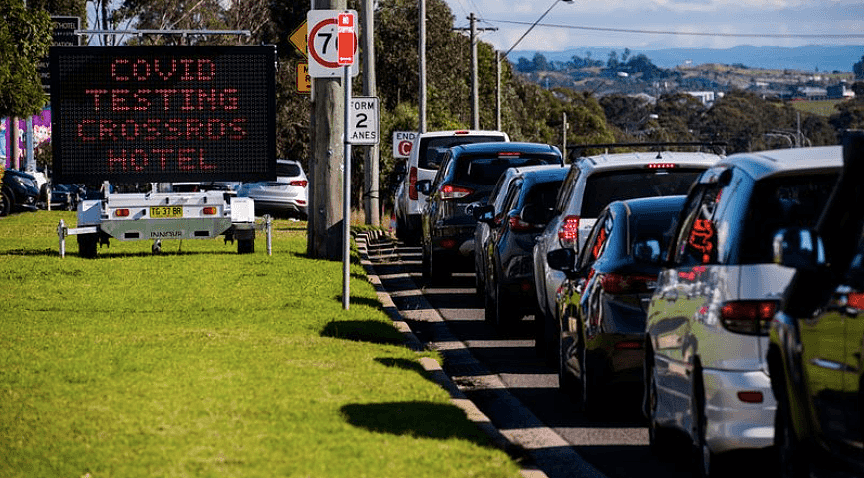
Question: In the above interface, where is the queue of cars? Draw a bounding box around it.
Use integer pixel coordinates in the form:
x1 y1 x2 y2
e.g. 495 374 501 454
399 129 864 477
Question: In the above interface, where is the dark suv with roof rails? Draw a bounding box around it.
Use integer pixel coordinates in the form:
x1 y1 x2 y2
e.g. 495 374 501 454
417 142 563 284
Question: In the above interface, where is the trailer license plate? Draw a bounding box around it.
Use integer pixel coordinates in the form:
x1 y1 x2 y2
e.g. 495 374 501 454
150 206 183 218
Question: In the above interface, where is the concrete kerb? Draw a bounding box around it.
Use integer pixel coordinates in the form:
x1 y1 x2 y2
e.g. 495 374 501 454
354 231 549 478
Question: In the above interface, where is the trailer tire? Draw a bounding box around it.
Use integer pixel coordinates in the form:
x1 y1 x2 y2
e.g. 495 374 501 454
238 238 254 254
78 233 98 258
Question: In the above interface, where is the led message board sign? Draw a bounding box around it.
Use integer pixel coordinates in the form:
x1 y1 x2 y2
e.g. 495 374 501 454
50 46 276 184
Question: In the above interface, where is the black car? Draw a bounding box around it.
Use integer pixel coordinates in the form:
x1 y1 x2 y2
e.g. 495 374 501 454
1 169 40 216
768 131 864 478
417 142 563 283
547 195 686 411
473 165 567 332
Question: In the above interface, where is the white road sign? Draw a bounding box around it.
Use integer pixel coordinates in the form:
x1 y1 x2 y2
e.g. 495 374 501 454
307 10 359 78
392 131 418 158
349 97 379 145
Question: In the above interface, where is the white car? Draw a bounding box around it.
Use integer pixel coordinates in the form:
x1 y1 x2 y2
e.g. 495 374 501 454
644 146 842 476
237 159 308 219
394 129 509 244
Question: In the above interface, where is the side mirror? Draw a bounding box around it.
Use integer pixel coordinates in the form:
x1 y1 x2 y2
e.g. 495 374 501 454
633 238 662 264
521 204 552 225
547 247 578 276
473 204 495 223
416 180 433 196
772 228 826 270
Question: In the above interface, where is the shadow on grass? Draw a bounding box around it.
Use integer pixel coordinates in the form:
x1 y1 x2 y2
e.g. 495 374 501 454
320 320 405 345
374 357 427 376
0 248 61 257
341 401 491 445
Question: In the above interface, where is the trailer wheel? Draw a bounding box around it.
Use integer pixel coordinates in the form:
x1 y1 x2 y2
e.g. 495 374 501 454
237 238 254 254
78 233 98 258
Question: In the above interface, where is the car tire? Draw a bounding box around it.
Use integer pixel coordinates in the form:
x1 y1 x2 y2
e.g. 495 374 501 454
484 282 498 325
580 348 603 413
558 331 580 399
691 365 718 478
495 280 519 333
77 233 98 259
429 250 450 284
535 308 559 366
645 348 674 458
421 245 431 282
0 188 11 216
775 384 809 478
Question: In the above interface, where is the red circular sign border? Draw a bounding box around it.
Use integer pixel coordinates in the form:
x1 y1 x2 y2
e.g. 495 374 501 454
309 18 357 69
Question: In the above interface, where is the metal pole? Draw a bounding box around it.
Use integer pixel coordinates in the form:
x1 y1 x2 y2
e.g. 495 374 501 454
470 13 479 130
496 51 501 131
25 116 34 172
343 65 352 310
418 0 427 133
362 0 379 226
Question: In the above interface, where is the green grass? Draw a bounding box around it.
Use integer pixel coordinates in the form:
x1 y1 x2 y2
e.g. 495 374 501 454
788 99 842 117
0 211 521 478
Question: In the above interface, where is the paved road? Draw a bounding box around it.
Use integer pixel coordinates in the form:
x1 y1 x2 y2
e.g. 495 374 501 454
365 239 780 478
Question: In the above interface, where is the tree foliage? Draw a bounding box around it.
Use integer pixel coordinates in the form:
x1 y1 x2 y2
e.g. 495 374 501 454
0 0 52 118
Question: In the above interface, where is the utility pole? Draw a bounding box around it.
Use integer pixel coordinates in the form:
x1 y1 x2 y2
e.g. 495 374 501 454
308 0 347 260
454 14 495 130
562 111 568 161
418 0 426 133
362 0 380 226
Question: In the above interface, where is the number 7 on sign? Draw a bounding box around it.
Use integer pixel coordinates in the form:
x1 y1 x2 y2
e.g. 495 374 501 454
306 10 358 78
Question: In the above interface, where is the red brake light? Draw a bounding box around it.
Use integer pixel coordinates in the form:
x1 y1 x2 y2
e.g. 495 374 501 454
646 163 677 169
114 208 130 217
614 341 643 350
508 214 533 232
202 206 217 215
409 167 418 200
599 272 657 294
498 152 521 158
737 391 764 403
720 301 777 335
289 180 308 187
558 215 580 246
439 184 473 200
454 130 470 135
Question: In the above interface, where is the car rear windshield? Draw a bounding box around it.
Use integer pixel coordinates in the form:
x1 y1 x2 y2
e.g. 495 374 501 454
276 162 302 177
419 136 507 169
738 173 837 264
455 154 561 186
581 169 703 217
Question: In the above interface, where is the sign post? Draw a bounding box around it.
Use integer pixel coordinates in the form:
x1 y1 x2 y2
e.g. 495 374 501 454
338 11 357 311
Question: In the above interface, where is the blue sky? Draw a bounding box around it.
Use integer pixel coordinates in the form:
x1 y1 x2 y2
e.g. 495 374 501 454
442 0 864 52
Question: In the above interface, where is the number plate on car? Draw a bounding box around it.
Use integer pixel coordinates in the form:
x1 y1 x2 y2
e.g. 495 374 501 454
150 206 183 218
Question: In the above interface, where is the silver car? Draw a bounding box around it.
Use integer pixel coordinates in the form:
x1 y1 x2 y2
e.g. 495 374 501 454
237 159 308 219
644 146 842 477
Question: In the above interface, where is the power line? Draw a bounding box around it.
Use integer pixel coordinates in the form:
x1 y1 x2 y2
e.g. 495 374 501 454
482 19 864 39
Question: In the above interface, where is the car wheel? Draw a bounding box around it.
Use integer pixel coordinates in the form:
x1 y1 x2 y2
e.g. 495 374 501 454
691 365 718 478
237 238 254 254
77 233 98 259
429 250 450 284
580 347 604 413
484 280 498 325
646 348 674 458
0 188 12 216
495 279 519 333
558 328 580 398
395 215 406 241
421 245 431 282
535 308 559 367
775 384 809 478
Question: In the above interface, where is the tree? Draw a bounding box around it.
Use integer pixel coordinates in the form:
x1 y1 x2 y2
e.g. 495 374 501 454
0 0 52 119
855 56 864 80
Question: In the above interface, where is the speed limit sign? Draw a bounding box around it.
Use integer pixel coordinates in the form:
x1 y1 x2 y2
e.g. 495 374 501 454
307 10 359 78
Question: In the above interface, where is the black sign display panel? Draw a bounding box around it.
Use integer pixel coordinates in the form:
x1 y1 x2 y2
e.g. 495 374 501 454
50 46 276 184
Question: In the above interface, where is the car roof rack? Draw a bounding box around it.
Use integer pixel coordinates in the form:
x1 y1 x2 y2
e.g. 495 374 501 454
567 141 727 163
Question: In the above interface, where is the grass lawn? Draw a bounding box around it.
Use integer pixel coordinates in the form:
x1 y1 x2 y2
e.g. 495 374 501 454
0 210 521 478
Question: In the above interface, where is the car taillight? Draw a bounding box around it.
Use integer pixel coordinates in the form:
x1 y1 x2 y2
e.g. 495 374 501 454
409 166 418 200
646 163 677 169
599 272 657 294
439 184 473 200
202 207 217 215
558 215 580 246
720 300 777 335
737 391 764 403
508 214 533 232
289 180 308 187
114 208 130 217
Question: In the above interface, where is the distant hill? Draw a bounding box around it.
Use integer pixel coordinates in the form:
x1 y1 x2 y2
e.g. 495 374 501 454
511 45 864 73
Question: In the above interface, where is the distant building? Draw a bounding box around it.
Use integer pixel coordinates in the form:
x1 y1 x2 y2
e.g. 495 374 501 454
795 86 828 101
827 82 856 100
687 91 716 106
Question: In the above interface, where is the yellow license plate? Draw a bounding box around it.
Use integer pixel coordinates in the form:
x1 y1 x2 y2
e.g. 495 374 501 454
150 206 183 218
